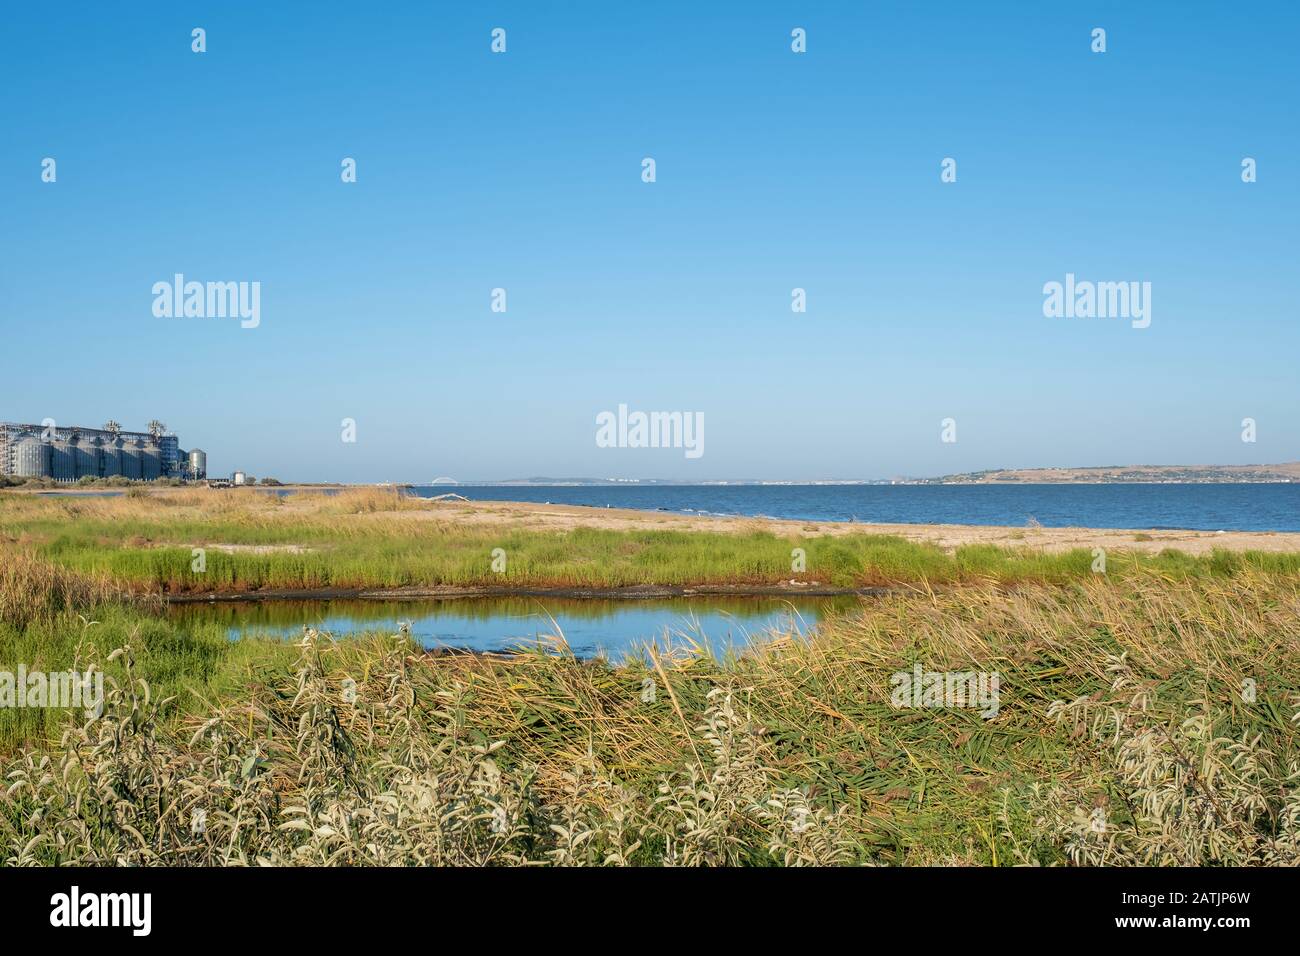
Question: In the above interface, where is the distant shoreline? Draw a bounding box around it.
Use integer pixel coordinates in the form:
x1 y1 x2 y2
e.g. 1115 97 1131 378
408 462 1300 486
7 471 1298 491
403 479 1299 487
409 496 1300 555
6 479 1297 494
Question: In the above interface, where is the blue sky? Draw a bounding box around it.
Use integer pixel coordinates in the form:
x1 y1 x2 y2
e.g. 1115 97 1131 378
2 2 1296 482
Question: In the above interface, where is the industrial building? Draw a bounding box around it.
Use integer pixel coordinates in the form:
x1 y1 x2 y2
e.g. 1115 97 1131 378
0 420 206 482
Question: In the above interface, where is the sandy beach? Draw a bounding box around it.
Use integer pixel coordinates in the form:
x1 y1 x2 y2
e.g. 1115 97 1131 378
398 496 1300 556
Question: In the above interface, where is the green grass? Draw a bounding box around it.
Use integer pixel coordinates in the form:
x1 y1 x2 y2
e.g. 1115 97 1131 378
3 567 1298 865
3 485 1299 865
0 601 296 752
5 488 1300 594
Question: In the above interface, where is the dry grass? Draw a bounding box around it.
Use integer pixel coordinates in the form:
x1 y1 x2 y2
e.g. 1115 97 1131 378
3 570 1297 866
0 551 123 631
7 487 1300 595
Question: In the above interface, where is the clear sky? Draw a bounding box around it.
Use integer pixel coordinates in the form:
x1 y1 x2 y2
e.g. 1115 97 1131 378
2 3 1296 482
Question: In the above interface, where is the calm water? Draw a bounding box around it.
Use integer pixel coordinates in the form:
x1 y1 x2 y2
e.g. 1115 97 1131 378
168 595 853 660
411 483 1300 532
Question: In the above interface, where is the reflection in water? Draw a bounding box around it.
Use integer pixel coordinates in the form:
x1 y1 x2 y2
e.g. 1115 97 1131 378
167 595 860 660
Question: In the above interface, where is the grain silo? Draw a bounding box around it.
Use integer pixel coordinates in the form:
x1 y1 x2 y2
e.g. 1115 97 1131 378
74 436 102 479
50 436 75 482
120 439 143 480
101 438 123 477
0 419 201 481
141 441 162 480
188 448 207 479
12 434 50 478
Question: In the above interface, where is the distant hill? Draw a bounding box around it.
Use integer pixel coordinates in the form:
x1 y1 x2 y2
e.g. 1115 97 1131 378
917 463 1300 484
415 465 1300 487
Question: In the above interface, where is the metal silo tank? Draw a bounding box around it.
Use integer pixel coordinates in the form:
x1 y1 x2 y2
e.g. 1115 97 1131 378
13 435 50 478
188 448 207 479
101 439 123 477
50 437 75 482
142 442 162 481
120 439 143 480
75 436 102 479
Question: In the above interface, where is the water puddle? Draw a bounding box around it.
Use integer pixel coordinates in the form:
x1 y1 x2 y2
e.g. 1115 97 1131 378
167 594 860 660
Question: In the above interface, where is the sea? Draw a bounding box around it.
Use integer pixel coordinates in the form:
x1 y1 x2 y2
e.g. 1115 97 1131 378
407 483 1300 533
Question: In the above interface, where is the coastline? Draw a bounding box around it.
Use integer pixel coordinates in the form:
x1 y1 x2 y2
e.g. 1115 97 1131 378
6 488 1298 604
408 496 1300 556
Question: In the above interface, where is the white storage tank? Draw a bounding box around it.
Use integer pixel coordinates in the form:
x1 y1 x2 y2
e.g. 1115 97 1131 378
101 439 123 478
141 442 162 481
12 434 50 478
50 437 75 482
120 439 143 480
73 436 101 479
